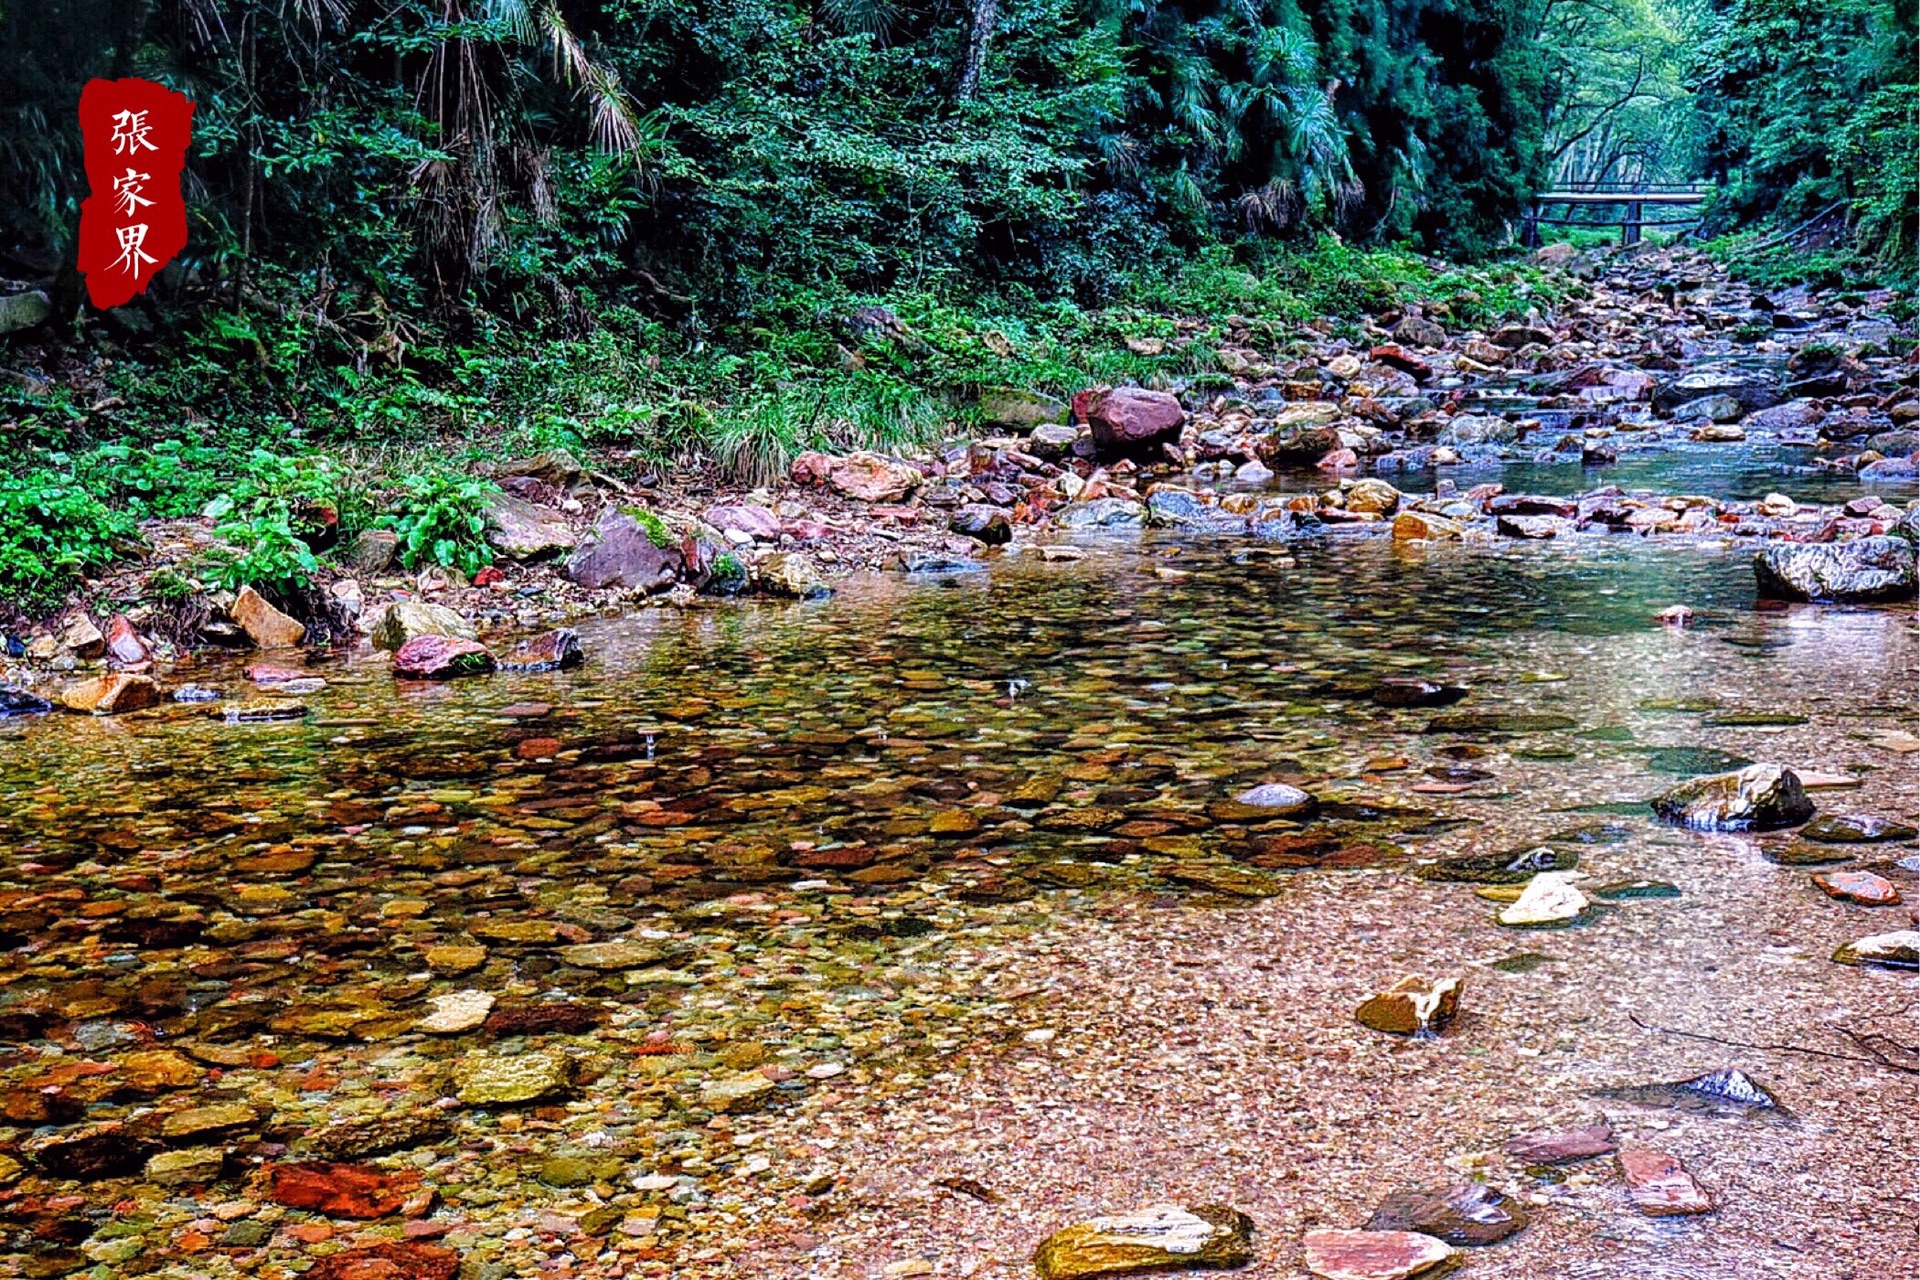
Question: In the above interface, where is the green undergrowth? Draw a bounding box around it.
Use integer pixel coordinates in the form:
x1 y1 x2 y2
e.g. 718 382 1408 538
0 238 1552 616
1699 231 1917 302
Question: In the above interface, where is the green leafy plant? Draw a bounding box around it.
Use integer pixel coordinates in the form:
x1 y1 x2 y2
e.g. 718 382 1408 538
380 472 503 577
0 471 139 611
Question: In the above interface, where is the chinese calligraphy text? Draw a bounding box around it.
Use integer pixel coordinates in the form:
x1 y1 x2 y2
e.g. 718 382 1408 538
77 78 195 309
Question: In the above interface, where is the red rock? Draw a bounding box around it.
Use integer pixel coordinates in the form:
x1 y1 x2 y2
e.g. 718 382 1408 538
392 635 495 680
1317 447 1359 471
516 737 562 760
472 565 505 586
1369 344 1433 382
266 1162 425 1219
1813 870 1902 906
705 503 783 541
1301 1228 1453 1280
105 615 150 667
246 664 310 685
790 451 835 486
825 452 922 502
1502 1123 1615 1164
306 1242 460 1280
1076 386 1186 458
1618 1148 1713 1216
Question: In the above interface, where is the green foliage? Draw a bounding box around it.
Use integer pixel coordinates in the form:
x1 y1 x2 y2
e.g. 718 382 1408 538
619 507 674 549
0 471 138 611
203 509 324 599
1688 0 1917 263
196 451 346 597
380 472 502 577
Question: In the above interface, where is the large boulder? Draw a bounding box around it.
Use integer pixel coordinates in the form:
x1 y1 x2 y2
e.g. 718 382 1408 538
0 291 52 335
1654 368 1783 415
1754 536 1917 602
825 452 921 503
564 510 683 592
369 600 477 651
484 494 577 560
232 586 306 649
1392 315 1447 348
1651 763 1814 831
1076 386 1186 459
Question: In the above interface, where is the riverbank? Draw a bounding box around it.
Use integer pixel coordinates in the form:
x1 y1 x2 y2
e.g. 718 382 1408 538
4 243 1917 715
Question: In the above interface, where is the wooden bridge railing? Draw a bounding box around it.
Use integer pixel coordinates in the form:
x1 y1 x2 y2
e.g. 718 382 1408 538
1521 181 1711 248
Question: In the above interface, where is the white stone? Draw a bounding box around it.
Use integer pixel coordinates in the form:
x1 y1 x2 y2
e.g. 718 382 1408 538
1498 872 1589 926
419 989 495 1034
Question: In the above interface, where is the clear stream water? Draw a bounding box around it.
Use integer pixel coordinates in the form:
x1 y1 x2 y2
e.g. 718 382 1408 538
0 453 1914 1278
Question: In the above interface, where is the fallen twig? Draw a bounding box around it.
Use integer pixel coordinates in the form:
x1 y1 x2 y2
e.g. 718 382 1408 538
1628 1013 1919 1075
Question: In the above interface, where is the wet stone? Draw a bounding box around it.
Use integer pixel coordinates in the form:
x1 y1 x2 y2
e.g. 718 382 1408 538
453 1050 575 1105
1590 878 1681 900
1302 1228 1454 1280
1424 712 1577 733
142 1151 228 1189
1370 680 1468 709
1229 782 1318 817
24 1122 160 1180
557 940 664 970
392 634 495 680
1497 872 1589 927
162 1101 262 1140
0 687 53 717
267 1161 425 1219
1161 864 1287 898
701 1073 778 1115
1644 746 1754 776
1503 1123 1615 1164
1801 814 1918 844
417 989 495 1034
1355 975 1461 1037
1618 1148 1714 1216
1651 763 1815 831
1831 930 1919 970
1364 1181 1527 1245
501 628 584 672
1599 1067 1783 1115
306 1241 460 1280
1034 1203 1255 1280
1766 842 1857 866
1417 845 1575 885
1812 870 1902 906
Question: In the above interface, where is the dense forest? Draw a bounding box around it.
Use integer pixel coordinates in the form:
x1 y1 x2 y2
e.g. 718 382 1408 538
5 0 1911 327
0 0 1912 609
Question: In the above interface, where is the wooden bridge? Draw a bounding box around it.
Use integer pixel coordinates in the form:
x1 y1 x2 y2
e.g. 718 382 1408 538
1521 181 1711 247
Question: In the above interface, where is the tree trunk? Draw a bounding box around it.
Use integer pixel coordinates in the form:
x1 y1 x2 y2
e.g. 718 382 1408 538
956 0 998 101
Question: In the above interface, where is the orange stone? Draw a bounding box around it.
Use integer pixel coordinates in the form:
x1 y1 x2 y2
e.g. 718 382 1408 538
1812 870 1902 906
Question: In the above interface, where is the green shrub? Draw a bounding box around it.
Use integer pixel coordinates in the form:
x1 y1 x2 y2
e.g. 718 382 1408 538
0 471 139 611
381 472 502 577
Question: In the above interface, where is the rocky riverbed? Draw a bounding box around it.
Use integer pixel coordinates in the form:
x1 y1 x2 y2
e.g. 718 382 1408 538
0 243 1914 1280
